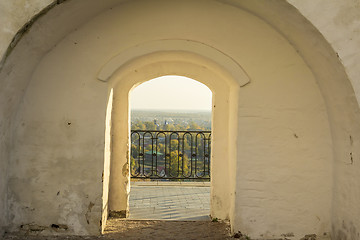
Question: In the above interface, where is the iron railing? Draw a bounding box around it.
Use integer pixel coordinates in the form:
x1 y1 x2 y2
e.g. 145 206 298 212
130 130 211 180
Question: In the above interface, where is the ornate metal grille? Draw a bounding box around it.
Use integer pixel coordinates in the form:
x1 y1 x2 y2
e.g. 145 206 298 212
130 130 211 180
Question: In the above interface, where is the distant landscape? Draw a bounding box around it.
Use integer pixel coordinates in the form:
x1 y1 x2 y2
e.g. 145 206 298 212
130 109 212 179
131 109 211 131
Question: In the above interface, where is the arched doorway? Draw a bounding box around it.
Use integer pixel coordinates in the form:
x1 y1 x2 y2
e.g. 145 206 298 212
128 75 212 221
105 50 244 231
2 0 358 238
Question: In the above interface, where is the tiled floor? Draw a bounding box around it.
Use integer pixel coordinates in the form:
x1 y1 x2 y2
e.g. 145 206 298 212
129 181 210 221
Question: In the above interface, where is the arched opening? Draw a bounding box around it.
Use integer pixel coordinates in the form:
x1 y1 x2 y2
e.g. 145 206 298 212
105 50 242 232
2 0 359 238
128 75 212 221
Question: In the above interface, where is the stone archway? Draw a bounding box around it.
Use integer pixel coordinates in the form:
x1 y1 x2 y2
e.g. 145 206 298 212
0 0 359 239
103 49 246 230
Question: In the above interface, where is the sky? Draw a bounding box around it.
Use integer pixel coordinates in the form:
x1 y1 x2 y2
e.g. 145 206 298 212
130 75 212 111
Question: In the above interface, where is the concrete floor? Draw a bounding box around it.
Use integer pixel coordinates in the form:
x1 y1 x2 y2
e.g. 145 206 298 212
129 181 211 221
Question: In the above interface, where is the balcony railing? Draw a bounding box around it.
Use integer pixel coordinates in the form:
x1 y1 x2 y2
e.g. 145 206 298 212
130 130 211 180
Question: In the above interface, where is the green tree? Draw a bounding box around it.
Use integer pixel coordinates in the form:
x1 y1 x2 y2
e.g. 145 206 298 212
169 150 180 177
181 154 190 177
187 121 201 130
144 121 156 130
132 120 145 130
163 123 176 131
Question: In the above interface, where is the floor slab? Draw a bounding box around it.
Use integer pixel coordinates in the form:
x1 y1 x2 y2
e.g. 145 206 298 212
129 181 211 221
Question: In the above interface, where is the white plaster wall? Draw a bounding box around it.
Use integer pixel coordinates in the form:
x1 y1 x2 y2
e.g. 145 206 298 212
1 1 358 106
286 1 360 239
9 39 109 234
0 1 52 233
288 0 360 106
0 0 359 239
235 61 332 238
0 0 124 236
2 0 334 238
0 0 52 61
0 1 49 233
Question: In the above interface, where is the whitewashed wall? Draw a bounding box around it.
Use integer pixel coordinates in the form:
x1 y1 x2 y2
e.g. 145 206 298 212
0 0 359 239
288 1 360 239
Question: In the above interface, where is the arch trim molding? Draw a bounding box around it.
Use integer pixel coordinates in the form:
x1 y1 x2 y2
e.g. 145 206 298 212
97 39 250 87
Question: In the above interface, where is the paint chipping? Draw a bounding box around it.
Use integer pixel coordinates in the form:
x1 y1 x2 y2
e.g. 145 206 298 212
20 224 46 232
281 232 294 237
85 202 95 225
51 224 68 231
122 163 129 177
300 234 317 240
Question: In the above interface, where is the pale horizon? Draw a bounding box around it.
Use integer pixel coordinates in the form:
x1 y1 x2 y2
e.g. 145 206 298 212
130 75 212 111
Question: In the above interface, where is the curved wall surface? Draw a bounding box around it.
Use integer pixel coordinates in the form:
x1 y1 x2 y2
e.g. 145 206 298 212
0 0 359 239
